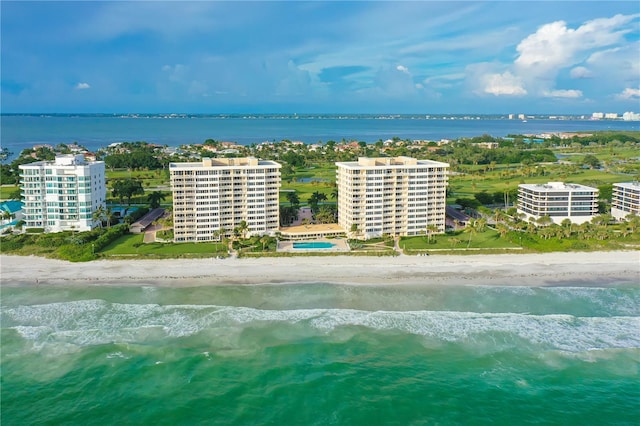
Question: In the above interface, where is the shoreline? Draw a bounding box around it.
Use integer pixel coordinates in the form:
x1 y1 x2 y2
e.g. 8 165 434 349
1 251 638 287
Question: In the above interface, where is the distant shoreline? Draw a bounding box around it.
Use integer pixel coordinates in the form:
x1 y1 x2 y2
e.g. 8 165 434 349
2 251 638 287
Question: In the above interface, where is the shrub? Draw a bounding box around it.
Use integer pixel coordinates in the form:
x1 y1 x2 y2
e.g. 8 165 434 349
25 228 45 233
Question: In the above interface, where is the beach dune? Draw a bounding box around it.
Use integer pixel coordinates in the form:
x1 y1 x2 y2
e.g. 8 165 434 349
1 251 638 287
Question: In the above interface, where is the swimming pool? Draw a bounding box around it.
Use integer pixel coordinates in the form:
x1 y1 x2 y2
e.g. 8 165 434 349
293 242 336 249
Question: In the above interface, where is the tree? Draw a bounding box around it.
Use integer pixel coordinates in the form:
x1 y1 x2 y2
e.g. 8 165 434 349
235 220 249 240
495 223 509 238
308 191 328 211
259 235 271 251
464 220 480 248
464 218 486 248
281 163 295 177
536 215 553 227
1 210 12 222
112 179 144 205
286 191 300 208
425 224 439 243
626 214 640 233
582 154 601 169
8 188 22 201
0 147 13 163
330 185 338 200
315 205 337 224
147 191 166 209
560 218 573 238
92 205 108 228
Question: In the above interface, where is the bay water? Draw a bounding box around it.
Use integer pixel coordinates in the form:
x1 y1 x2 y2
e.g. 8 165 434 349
2 282 639 425
2 114 638 156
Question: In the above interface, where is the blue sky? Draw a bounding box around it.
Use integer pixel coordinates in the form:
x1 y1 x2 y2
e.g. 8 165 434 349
2 1 639 114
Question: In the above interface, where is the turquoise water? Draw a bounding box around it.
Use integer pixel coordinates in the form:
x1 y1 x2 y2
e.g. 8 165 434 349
293 242 336 249
2 283 639 425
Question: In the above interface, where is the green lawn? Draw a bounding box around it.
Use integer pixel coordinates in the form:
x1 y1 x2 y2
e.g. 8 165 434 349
507 229 640 253
101 234 227 257
400 229 520 252
449 166 633 201
280 164 337 203
0 186 19 200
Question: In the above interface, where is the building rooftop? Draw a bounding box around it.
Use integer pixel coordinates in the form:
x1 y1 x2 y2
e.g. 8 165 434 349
280 223 345 235
614 181 640 189
336 156 449 169
519 181 597 191
169 157 280 169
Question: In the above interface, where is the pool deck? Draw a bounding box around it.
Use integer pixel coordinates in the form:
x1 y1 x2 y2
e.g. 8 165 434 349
277 238 351 253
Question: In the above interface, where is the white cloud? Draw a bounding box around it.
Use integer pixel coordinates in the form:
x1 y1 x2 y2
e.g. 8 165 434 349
396 65 409 74
75 82 90 90
616 88 640 100
570 66 593 79
466 13 638 101
586 43 640 83
482 72 527 96
515 14 638 72
543 89 583 98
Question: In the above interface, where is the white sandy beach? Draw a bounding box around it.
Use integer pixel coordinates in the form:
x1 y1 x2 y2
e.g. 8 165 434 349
1 251 638 287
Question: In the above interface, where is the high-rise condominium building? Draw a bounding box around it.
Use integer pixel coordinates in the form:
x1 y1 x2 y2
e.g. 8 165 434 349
19 154 106 232
517 182 599 224
170 157 281 242
611 182 640 220
336 156 449 239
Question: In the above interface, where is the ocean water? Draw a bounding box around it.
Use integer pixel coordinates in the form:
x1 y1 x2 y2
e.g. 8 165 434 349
2 114 638 156
2 282 639 425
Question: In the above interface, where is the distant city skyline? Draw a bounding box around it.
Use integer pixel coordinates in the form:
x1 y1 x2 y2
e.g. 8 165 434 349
2 1 639 114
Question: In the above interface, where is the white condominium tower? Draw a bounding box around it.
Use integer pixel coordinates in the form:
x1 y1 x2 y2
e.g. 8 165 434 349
170 157 281 242
611 182 640 220
517 182 599 225
336 156 449 239
19 154 106 232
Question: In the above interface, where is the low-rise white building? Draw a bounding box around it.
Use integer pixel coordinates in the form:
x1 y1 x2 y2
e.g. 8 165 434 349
19 154 106 232
611 182 640 220
517 182 599 225
170 157 281 242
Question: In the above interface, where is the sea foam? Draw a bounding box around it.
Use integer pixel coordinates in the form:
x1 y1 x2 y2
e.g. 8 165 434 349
3 300 640 354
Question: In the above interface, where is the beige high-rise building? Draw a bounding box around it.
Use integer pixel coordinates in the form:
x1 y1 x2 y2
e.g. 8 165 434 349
170 157 281 242
19 154 106 233
336 156 449 239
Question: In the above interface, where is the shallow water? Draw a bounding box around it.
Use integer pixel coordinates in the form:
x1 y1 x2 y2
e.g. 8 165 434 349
2 282 639 425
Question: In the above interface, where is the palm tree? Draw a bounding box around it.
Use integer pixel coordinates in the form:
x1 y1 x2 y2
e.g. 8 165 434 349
464 219 481 248
626 214 640 233
536 215 553 227
236 220 249 240
92 205 108 228
495 223 509 238
560 218 573 238
330 184 338 200
147 191 166 209
286 191 300 208
260 235 271 251
426 224 439 243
